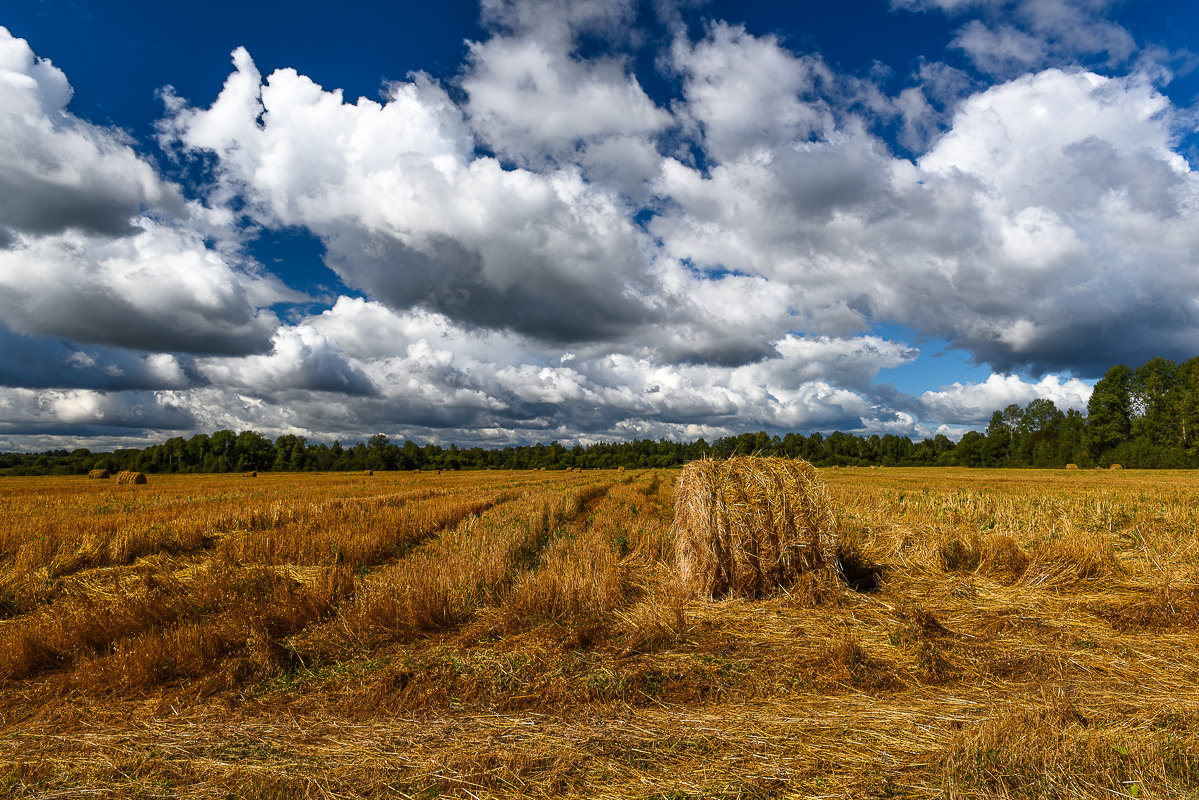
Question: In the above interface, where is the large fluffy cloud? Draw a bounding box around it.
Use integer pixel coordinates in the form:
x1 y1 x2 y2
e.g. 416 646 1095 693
161 46 672 344
0 27 181 243
654 29 1199 375
670 22 837 163
912 69 1199 372
0 27 294 358
0 219 284 354
463 0 670 172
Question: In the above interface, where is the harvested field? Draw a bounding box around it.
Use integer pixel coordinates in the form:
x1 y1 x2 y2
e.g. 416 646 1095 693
2 467 1199 798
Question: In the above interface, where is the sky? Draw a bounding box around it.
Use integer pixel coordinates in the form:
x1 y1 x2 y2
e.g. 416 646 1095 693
2 0 1198 451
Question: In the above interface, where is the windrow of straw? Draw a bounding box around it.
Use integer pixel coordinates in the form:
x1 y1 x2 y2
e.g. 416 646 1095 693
670 456 839 599
115 471 147 485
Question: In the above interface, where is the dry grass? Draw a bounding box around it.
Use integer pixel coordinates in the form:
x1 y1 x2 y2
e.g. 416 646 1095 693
2 467 1199 798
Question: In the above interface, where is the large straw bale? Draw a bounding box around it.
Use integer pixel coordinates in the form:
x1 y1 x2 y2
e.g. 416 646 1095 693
115 471 147 485
670 456 839 599
87 469 110 479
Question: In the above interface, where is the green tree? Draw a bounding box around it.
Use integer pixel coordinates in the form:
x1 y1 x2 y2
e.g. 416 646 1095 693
951 431 989 466
1084 364 1133 459
274 435 309 471
205 430 236 471
233 431 273 472
1021 398 1064 466
985 404 1022 464
1175 357 1199 455
1131 357 1179 446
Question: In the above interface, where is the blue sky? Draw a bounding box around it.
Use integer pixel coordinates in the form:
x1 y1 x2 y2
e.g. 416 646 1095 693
1 0 1197 450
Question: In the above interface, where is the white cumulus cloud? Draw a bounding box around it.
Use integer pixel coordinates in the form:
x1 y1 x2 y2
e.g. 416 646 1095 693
920 373 1093 424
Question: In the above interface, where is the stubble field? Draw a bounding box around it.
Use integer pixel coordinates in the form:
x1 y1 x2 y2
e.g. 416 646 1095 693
1 466 1198 799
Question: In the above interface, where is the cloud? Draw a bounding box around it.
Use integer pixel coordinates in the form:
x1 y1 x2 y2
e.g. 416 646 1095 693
920 373 1093 424
116 297 923 446
892 0 1136 76
197 326 378 398
3 4 1198 451
0 329 195 390
0 388 195 434
654 35 1199 376
911 69 1199 372
479 0 638 40
669 21 836 163
0 218 285 355
462 5 670 170
159 20 1199 392
0 27 183 241
162 47 671 345
0 29 302 360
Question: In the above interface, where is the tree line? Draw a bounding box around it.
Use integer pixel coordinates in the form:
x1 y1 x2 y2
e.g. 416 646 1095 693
3 355 1197 476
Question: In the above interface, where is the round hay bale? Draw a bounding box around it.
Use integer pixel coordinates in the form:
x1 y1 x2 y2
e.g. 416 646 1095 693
116 471 147 485
1110 463 1123 470
88 469 110 479
670 456 839 599
1065 463 1078 470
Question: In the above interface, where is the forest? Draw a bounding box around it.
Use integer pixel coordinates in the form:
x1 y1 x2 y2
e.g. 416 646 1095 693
3 356 1197 475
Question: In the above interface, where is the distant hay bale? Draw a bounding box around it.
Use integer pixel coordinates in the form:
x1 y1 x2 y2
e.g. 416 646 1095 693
1065 463 1078 470
617 466 626 473
87 469 110 479
366 470 373 476
116 471 147 485
244 471 257 478
670 456 839 599
1110 464 1123 470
